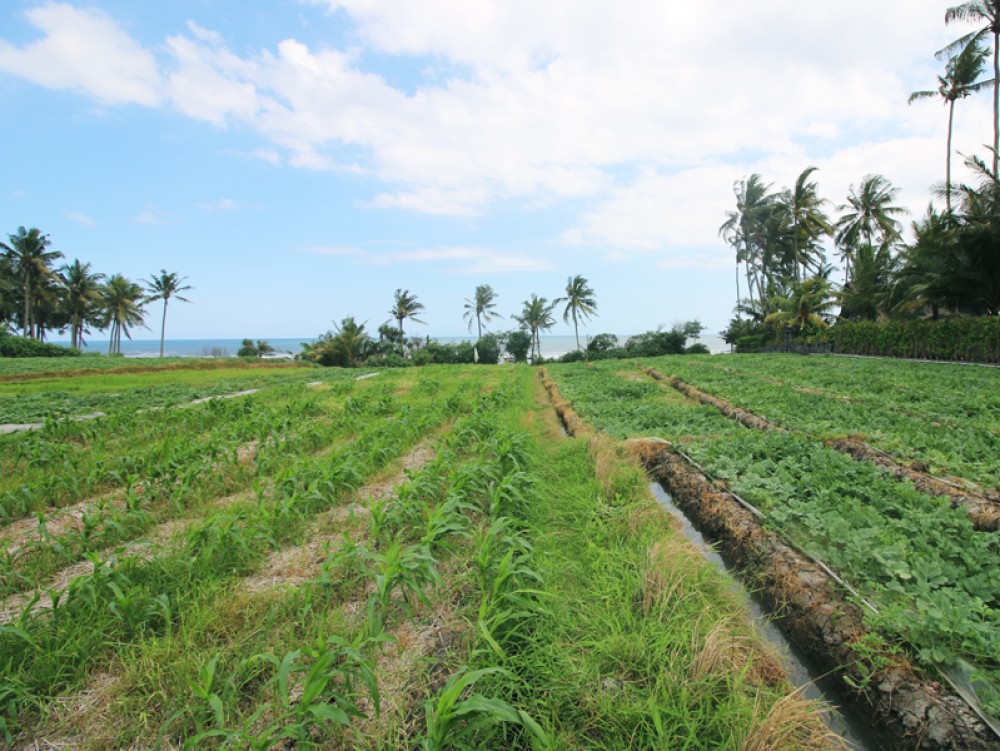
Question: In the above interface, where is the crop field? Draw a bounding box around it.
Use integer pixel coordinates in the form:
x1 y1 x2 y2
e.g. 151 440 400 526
547 356 1000 740
0 361 840 750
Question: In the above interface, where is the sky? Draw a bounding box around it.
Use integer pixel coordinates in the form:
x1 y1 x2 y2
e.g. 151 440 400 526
0 0 994 342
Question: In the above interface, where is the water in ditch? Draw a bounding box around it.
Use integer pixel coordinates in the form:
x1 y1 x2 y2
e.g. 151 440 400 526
648 481 880 751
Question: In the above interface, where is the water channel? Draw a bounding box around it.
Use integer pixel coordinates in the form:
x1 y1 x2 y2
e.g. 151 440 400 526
647 481 880 751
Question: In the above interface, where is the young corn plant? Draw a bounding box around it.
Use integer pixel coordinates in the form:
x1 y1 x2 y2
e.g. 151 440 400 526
419 667 550 751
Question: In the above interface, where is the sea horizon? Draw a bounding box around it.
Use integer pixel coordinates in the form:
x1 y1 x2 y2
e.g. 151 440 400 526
52 333 730 359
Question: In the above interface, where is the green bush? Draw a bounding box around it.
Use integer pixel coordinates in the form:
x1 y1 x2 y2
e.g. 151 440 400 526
505 330 531 363
474 333 502 365
833 317 1000 363
0 334 82 358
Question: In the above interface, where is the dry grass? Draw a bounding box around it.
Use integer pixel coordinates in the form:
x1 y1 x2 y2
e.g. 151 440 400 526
740 690 846 751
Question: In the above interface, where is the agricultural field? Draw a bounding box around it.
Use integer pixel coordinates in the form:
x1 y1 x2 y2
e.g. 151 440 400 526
546 357 1000 743
658 354 1000 493
0 361 839 750
0 361 323 425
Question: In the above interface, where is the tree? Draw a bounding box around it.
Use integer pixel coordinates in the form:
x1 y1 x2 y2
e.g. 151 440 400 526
555 275 598 351
512 294 556 362
146 270 193 358
910 41 993 212
388 289 426 349
0 255 14 333
762 276 837 332
835 175 907 285
59 260 105 349
102 274 146 355
719 175 780 308
302 317 373 367
942 1 1000 174
778 167 833 281
0 227 62 339
463 284 501 339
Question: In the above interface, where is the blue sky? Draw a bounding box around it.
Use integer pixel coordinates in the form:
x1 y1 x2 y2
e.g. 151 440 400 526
0 0 992 341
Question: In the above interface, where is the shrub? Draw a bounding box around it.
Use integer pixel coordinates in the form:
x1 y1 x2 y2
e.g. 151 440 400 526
505 330 531 363
0 334 82 358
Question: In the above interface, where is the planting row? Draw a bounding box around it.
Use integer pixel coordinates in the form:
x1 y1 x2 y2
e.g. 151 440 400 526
2 368 492 743
656 354 1000 493
0 363 353 425
546 361 1000 722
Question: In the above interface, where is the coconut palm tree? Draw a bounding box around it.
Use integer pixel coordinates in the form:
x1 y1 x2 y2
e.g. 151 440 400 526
60 260 105 349
942 2 1000 174
555 275 598 351
146 270 193 358
102 274 146 355
910 41 993 213
512 294 556 362
778 167 834 281
462 284 502 339
0 255 14 333
719 175 780 308
835 175 907 286
0 227 62 339
763 276 837 332
389 288 425 344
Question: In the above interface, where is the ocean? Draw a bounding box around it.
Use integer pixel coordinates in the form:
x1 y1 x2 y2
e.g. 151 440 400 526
61 334 730 359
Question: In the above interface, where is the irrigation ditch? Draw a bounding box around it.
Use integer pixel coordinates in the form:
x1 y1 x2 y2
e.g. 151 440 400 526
538 368 1000 751
650 369 1000 532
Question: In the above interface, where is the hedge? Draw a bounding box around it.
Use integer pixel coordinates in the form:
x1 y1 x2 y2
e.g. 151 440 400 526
832 318 1000 363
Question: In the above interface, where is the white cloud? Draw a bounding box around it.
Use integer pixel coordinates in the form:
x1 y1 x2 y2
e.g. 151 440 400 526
306 244 549 273
0 3 162 105
1 0 986 256
131 209 170 225
65 210 96 228
198 198 240 212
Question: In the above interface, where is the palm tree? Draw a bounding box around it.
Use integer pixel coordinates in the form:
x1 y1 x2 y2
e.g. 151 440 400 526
0 255 14 333
462 284 502 339
942 2 1000 174
835 175 907 286
555 275 598 351
145 270 193 358
778 167 833 281
719 175 780 308
910 41 993 213
389 289 425 347
512 294 556 362
102 274 146 355
0 227 62 339
60 260 105 349
763 276 837 332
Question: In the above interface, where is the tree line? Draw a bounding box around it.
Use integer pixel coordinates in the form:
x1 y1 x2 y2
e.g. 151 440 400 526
721 2 1000 351
0 226 191 356
300 276 602 366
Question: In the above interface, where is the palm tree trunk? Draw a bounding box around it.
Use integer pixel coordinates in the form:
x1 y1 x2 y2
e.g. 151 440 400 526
574 312 580 351
477 315 482 339
947 99 955 213
735 261 742 319
159 300 168 358
994 30 999 176
22 267 32 339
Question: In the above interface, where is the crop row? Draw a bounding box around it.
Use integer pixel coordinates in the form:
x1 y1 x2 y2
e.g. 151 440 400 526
657 354 1000 491
0 378 434 597
547 361 1000 720
0 374 387 523
0 370 488 741
0 364 358 425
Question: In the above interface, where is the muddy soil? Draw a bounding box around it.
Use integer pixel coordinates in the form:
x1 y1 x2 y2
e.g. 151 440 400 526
632 440 998 751
653 370 1000 532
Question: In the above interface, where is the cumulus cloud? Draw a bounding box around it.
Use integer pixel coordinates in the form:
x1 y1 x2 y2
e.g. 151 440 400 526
0 0 986 258
0 3 162 105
